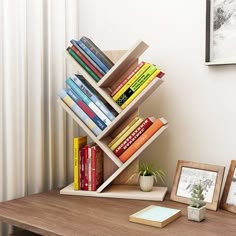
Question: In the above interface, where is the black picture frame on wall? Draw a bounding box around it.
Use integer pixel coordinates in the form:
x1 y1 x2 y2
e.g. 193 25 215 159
205 0 236 65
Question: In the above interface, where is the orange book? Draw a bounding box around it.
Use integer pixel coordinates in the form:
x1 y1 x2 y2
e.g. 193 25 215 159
119 118 167 163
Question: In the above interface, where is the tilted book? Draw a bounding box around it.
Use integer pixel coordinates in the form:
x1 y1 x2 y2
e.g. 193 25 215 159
129 205 181 228
121 68 163 109
119 118 167 163
71 74 116 121
67 47 100 82
80 36 114 69
57 89 102 136
113 117 155 157
116 65 158 107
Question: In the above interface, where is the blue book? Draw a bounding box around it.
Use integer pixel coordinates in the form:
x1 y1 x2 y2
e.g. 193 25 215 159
71 74 116 121
76 40 109 74
66 88 106 131
66 78 111 126
58 89 102 136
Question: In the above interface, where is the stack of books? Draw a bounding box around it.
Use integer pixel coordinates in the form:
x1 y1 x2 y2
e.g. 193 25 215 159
58 74 117 136
108 116 167 163
111 61 164 109
73 136 104 191
67 36 114 82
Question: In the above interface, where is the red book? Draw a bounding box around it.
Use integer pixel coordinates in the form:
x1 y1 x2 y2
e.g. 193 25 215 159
91 145 103 191
110 61 145 97
113 117 155 157
71 45 103 79
119 118 167 163
83 145 89 191
80 148 85 190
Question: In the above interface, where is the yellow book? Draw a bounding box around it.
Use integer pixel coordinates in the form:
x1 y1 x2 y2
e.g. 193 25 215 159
121 69 161 109
74 136 87 190
108 116 141 148
110 117 143 151
112 63 151 101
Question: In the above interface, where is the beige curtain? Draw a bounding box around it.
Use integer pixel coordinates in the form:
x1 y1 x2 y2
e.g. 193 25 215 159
0 0 80 235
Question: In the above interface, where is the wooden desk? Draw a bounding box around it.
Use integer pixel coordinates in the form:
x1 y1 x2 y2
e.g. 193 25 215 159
0 188 235 236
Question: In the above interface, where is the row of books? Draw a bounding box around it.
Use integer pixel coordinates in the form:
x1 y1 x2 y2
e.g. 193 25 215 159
73 136 104 191
67 36 114 82
110 61 164 109
108 116 167 163
58 74 117 136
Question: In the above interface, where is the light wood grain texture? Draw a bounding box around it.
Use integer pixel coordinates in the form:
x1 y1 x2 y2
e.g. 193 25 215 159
1 189 236 236
170 160 225 211
220 160 236 213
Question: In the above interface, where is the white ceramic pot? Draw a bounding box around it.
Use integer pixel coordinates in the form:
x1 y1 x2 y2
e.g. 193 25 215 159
187 205 206 222
139 176 154 192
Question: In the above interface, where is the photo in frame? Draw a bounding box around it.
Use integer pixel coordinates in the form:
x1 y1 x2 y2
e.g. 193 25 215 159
220 160 236 213
205 0 236 64
170 160 225 210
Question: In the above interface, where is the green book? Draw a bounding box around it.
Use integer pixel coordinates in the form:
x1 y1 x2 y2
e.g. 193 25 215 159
67 47 100 82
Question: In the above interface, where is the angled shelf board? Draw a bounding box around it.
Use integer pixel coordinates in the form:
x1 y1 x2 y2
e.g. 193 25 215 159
59 38 168 201
60 184 168 201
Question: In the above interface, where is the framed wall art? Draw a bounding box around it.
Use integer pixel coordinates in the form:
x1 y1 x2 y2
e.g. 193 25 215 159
220 160 236 213
205 0 236 65
170 160 225 210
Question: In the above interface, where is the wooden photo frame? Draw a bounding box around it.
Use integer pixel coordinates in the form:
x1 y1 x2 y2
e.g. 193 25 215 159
205 0 236 65
170 160 225 210
220 160 236 213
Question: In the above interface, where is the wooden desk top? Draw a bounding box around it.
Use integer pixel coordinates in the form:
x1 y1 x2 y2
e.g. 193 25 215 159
0 188 235 236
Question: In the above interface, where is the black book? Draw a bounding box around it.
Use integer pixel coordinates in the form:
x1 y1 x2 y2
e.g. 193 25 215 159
80 36 114 69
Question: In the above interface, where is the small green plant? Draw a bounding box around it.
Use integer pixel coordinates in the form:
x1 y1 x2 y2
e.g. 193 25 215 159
189 182 206 208
138 162 165 184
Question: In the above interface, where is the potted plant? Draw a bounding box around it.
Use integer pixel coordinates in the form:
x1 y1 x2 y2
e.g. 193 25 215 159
187 181 206 222
138 162 165 192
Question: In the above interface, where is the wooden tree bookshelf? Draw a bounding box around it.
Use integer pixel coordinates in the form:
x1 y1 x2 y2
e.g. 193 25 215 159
58 39 168 201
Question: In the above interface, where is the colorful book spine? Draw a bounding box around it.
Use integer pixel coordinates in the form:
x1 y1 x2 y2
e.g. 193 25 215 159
76 40 109 74
112 63 151 101
84 145 89 191
71 45 103 79
116 65 157 106
73 136 87 190
119 118 167 163
66 78 110 127
87 145 92 191
121 68 162 109
113 117 154 157
91 145 103 191
57 89 102 136
71 75 116 121
108 116 141 148
70 39 105 76
110 118 144 151
80 148 85 190
66 88 107 131
67 47 100 82
110 61 145 97
80 36 114 69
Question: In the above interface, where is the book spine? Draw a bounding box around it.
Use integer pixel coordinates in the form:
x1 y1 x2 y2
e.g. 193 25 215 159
108 116 141 148
71 45 103 79
121 69 162 109
67 47 100 82
112 63 151 101
66 79 109 128
110 118 144 151
57 89 102 136
116 65 157 107
119 118 167 163
110 61 145 97
84 146 88 191
88 146 92 191
114 117 154 157
71 39 105 76
91 146 96 191
79 149 84 190
80 36 114 69
76 40 109 74
71 75 115 121
73 138 79 190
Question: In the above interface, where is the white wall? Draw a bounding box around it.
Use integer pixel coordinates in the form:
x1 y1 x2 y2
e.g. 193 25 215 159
78 0 236 189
